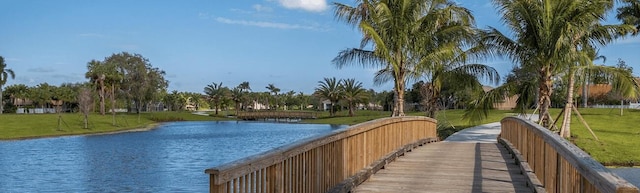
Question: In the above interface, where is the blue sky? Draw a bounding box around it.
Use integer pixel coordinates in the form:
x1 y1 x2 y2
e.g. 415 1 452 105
1 0 639 94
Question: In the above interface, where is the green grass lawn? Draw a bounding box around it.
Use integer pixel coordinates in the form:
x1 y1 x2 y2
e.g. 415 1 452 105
553 108 640 166
0 111 231 140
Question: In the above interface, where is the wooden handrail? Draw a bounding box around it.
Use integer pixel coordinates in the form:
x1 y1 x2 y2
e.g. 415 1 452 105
500 117 638 193
205 116 438 193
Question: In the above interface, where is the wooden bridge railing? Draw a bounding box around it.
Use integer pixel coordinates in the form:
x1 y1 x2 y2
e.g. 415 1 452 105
205 116 438 193
500 117 638 193
237 111 317 120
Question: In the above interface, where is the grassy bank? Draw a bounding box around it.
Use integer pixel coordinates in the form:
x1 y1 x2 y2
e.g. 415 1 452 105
555 108 640 166
0 111 231 140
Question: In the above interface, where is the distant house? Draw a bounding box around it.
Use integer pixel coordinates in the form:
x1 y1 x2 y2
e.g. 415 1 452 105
483 86 518 110
249 101 269 110
577 84 612 98
576 83 640 105
321 100 332 111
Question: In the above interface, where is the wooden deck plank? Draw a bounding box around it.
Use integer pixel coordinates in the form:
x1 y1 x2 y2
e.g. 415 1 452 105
353 142 533 193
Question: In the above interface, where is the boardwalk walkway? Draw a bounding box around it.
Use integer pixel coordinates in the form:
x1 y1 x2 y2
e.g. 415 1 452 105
353 123 533 193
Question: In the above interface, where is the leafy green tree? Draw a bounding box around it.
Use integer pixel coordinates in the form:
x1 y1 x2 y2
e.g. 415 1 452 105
314 77 343 117
105 52 167 114
469 0 634 127
333 0 475 117
204 82 227 115
618 0 640 35
0 56 15 114
341 79 367 117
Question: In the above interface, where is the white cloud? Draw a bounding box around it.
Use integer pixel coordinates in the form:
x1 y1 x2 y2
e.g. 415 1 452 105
215 17 320 30
253 4 273 12
278 0 328 12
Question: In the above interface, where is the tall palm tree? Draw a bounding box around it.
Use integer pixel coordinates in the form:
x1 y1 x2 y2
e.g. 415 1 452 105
230 87 243 115
265 83 280 110
314 77 343 117
581 51 607 107
473 0 634 127
236 82 251 110
86 60 108 115
204 82 227 115
419 62 499 118
0 56 15 114
238 81 251 92
332 0 475 117
617 0 640 35
341 79 367 117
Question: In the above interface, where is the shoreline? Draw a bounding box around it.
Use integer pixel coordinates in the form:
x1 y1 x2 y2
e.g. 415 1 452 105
0 123 164 141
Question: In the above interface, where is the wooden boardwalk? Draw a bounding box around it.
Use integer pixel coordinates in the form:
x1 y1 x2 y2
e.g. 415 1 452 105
353 142 532 193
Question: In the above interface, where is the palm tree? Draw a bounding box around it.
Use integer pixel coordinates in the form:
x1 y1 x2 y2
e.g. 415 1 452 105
236 82 251 110
472 0 634 127
0 56 15 114
332 0 476 117
238 81 251 92
204 82 227 115
86 60 107 115
265 83 280 110
581 51 607 107
420 62 499 118
617 0 640 35
230 87 243 115
341 79 367 117
314 77 343 117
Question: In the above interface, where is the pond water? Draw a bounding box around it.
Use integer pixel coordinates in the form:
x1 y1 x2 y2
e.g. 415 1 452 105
0 121 347 192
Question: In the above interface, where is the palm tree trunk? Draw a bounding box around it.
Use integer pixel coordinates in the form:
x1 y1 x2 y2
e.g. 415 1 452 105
111 85 116 126
84 114 89 129
561 70 576 138
0 86 3 114
99 80 105 115
394 79 406 117
539 68 553 128
235 102 239 116
349 102 354 117
582 79 589 107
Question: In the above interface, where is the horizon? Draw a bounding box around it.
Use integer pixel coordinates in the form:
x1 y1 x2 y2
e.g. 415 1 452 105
2 0 639 94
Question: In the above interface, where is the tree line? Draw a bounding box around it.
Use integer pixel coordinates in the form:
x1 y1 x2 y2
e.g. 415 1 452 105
1 0 639 137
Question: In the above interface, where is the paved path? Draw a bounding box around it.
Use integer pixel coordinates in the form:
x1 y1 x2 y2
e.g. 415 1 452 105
353 122 532 192
443 122 501 143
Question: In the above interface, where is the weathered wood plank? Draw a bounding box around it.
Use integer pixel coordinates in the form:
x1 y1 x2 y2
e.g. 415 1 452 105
353 143 533 193
501 117 639 193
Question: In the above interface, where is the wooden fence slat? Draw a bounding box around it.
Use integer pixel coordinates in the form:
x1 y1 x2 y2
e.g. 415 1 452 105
501 117 638 193
206 117 438 193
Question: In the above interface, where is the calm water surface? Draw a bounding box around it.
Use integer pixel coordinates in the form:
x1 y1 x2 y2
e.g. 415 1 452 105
0 121 346 192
